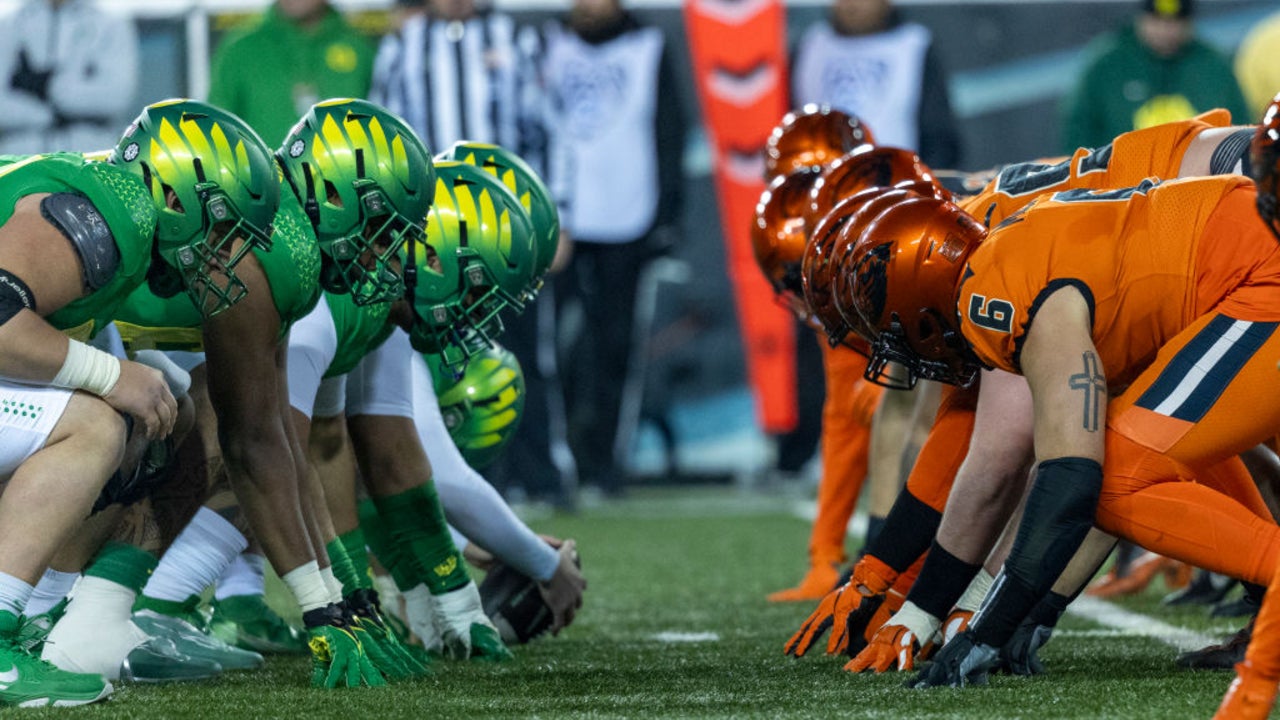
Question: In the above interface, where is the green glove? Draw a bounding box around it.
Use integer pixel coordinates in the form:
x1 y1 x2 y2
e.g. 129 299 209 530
345 591 430 679
431 582 514 662
303 604 388 688
468 623 514 662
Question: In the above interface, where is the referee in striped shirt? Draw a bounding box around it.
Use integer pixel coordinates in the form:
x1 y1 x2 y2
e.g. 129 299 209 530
371 0 578 508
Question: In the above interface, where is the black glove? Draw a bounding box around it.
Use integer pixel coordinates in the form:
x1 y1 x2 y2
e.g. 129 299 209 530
999 620 1054 676
907 630 1000 689
10 49 52 101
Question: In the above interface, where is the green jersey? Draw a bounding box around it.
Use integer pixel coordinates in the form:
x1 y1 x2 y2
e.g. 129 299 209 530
0 153 156 340
113 189 321 350
208 4 375 144
322 291 394 378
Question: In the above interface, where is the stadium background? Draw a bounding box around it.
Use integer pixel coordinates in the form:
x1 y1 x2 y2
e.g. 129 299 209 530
18 0 1275 481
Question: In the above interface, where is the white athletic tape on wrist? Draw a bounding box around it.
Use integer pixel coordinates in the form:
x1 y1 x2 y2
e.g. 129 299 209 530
956 569 996 613
281 561 330 613
319 564 343 604
892 600 942 644
51 339 121 396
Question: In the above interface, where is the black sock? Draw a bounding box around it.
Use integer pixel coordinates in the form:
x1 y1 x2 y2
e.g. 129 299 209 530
904 540 981 620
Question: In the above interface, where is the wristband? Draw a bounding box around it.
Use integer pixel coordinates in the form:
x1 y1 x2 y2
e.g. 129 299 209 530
51 338 121 396
282 561 330 613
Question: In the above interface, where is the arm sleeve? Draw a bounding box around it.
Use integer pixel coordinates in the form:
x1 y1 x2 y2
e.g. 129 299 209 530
915 42 961 169
653 37 685 230
47 10 138 120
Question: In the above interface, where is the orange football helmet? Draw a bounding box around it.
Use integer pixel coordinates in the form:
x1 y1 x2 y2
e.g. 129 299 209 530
1253 93 1280 241
803 146 945 233
765 105 874 180
752 166 824 297
801 185 908 348
838 194 988 388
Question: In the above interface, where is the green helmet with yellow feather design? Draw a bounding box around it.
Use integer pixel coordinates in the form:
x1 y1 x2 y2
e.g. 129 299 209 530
111 99 279 318
407 161 537 368
277 99 434 305
427 342 526 469
440 142 559 288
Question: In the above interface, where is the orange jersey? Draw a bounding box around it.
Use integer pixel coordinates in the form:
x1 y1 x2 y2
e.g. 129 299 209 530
957 176 1271 390
959 110 1233 227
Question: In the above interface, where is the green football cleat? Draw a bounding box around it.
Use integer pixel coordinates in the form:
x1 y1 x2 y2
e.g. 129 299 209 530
209 595 308 655
16 599 69 655
133 594 208 633
120 637 222 684
133 610 264 671
0 611 112 708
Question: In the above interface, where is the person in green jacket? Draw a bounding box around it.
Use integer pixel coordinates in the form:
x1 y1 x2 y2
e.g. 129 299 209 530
209 0 375 143
1059 0 1249 152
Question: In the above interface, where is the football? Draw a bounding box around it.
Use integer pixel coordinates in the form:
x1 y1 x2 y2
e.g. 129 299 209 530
479 551 580 645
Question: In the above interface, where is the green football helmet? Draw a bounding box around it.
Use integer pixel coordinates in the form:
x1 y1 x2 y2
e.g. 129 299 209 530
440 142 558 293
277 99 434 305
406 161 537 368
426 342 526 469
111 99 279 318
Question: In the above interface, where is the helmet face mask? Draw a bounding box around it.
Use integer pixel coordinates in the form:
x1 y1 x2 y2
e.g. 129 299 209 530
407 161 537 370
278 99 434 305
1252 95 1280 242
114 99 279 318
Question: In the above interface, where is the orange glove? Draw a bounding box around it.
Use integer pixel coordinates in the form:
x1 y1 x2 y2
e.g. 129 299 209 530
845 623 929 673
941 609 973 647
783 555 896 658
858 588 905 649
1215 661 1280 720
767 562 841 603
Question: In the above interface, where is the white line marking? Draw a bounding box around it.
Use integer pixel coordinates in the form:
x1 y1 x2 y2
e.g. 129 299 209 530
651 632 720 643
1064 596 1221 652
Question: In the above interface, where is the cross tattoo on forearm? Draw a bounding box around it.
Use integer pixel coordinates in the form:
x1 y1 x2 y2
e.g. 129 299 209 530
1067 352 1105 432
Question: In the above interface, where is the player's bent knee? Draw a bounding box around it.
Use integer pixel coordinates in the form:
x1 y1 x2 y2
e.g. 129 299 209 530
52 392 128 461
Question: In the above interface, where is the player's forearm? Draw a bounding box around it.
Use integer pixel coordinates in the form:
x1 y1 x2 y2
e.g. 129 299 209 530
223 435 315 574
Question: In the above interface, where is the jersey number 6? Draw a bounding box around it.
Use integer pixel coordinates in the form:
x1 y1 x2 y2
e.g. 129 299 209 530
968 294 1015 333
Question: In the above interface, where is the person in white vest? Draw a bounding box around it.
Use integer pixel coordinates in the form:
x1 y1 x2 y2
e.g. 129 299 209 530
0 0 139 155
541 0 684 498
791 0 960 168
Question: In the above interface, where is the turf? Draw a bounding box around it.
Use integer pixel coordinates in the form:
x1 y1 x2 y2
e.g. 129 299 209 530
27 487 1253 719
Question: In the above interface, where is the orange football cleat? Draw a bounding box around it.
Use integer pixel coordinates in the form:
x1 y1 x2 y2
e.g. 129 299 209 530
767 562 842 603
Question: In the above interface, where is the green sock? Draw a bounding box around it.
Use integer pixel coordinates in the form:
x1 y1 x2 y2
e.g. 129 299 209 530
359 499 419 592
325 536 364 598
372 483 469 595
134 593 201 618
85 542 158 594
338 528 373 593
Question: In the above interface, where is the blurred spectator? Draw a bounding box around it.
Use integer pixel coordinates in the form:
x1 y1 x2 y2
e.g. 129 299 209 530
1061 0 1248 151
208 0 375 145
371 0 578 508
0 0 138 154
791 0 961 169
1235 7 1280 117
541 0 683 499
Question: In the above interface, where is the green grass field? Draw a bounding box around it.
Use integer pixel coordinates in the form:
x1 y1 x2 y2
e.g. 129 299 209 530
27 487 1261 719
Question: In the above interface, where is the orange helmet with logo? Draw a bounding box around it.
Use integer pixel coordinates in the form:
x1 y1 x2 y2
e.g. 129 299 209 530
801 185 908 348
752 166 823 297
765 105 874 180
1253 93 1280 241
804 146 945 233
838 193 988 388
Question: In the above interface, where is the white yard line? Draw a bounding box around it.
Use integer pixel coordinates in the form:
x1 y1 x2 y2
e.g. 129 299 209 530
1060 596 1221 652
651 632 721 643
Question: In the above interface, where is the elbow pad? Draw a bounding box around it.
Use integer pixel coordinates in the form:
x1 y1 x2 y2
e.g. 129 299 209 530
40 192 120 293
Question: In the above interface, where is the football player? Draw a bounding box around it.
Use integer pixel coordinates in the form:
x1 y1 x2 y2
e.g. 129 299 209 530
834 112 1280 689
788 109 1267 675
0 98 274 705
1213 95 1280 720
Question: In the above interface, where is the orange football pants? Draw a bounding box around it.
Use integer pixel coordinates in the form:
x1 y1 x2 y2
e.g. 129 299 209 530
1099 310 1280 588
808 341 878 565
